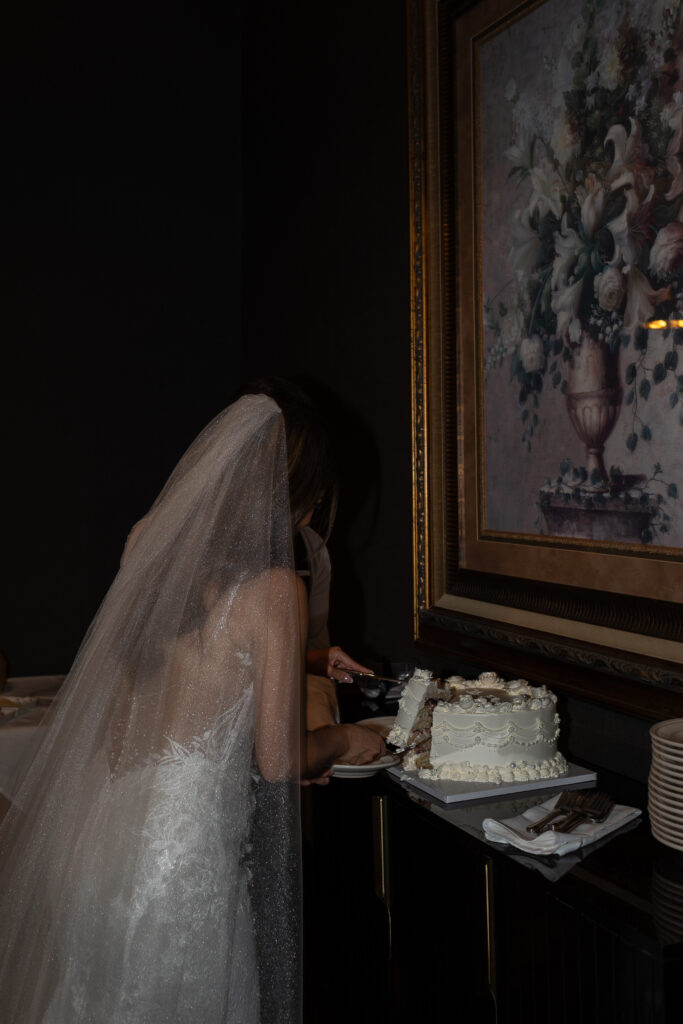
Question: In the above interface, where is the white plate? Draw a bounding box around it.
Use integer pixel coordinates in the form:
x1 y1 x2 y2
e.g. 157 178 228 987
649 766 683 788
650 800 683 818
651 751 683 764
331 754 401 779
651 770 683 786
651 720 683 746
651 815 683 839
649 802 683 825
651 816 683 838
649 811 683 837
650 791 683 812
651 823 683 848
651 814 683 835
651 739 683 759
648 790 683 811
649 758 683 776
649 770 683 789
649 808 683 831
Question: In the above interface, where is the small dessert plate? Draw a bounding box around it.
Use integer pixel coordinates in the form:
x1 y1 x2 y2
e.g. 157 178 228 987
331 754 400 779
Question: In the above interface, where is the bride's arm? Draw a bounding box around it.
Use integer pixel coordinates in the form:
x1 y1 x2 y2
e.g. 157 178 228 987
296 577 386 776
253 571 385 780
250 568 302 781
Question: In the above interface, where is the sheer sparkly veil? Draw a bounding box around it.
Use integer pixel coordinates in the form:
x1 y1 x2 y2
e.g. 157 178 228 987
0 394 302 1023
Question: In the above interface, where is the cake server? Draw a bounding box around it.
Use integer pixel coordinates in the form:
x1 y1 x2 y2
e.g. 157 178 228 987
385 737 423 758
348 670 407 686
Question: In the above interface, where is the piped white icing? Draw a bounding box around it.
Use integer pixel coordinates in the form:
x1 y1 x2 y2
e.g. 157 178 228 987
389 670 567 784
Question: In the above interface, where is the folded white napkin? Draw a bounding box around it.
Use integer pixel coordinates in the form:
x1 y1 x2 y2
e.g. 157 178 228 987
482 793 642 856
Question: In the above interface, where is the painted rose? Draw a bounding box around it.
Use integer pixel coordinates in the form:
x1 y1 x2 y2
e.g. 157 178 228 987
519 334 545 373
649 222 683 276
500 306 525 352
594 267 625 311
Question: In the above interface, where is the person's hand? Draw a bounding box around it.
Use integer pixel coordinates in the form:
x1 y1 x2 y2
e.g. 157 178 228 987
336 723 387 765
307 645 373 684
305 723 387 777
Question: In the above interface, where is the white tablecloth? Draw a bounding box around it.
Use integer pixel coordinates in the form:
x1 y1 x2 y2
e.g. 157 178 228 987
0 676 64 800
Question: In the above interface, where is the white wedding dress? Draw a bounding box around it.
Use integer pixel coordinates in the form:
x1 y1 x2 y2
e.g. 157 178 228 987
0 397 302 1024
43 699 259 1023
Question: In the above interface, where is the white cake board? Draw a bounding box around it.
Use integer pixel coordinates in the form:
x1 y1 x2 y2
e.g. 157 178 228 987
386 761 597 805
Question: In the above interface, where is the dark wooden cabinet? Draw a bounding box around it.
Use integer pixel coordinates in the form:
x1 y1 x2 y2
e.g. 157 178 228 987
493 855 672 1024
384 796 496 1022
303 773 683 1024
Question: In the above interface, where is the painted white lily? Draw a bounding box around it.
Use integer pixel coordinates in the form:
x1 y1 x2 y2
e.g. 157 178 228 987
509 207 540 282
604 118 643 184
579 179 607 239
649 222 683 275
528 157 565 221
551 278 584 339
606 178 654 268
551 216 583 292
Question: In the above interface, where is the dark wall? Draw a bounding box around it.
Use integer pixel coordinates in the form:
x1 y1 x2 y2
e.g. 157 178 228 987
2 6 243 674
242 0 420 671
4 0 418 678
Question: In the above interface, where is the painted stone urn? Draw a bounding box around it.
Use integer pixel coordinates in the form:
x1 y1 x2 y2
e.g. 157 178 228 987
539 331 654 541
565 332 622 485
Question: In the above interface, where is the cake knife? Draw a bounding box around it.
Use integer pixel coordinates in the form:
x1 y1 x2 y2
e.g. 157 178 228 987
348 670 407 686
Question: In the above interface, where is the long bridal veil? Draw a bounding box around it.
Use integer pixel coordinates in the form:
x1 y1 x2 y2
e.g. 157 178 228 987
0 394 302 1024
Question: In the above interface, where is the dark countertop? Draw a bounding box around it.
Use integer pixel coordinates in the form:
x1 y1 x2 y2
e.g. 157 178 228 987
341 689 683 954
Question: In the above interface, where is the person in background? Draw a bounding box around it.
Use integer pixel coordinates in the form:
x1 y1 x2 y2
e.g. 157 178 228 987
241 377 378 737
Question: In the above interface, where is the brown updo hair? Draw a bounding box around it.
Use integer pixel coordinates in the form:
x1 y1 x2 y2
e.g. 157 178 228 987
240 376 338 541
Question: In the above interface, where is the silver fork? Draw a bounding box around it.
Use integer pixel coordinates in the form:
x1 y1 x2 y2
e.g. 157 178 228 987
552 791 614 833
526 789 585 834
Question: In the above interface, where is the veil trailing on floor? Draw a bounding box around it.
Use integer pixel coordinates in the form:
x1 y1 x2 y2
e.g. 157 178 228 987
0 395 302 1024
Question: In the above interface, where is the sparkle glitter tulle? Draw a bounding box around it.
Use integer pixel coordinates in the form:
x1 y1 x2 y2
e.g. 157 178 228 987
0 396 302 1023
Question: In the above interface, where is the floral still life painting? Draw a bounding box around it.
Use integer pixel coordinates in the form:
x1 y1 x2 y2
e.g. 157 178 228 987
481 0 683 546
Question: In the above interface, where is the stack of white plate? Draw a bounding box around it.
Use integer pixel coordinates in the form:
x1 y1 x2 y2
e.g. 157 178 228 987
649 719 683 851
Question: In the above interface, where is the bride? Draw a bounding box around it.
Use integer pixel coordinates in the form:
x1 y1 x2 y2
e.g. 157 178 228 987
0 390 384 1023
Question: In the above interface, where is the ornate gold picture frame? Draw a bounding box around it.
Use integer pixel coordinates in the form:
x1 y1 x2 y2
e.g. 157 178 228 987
409 0 683 717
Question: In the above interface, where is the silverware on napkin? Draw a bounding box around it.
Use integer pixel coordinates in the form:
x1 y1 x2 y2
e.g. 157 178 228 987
526 789 585 834
552 791 614 833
